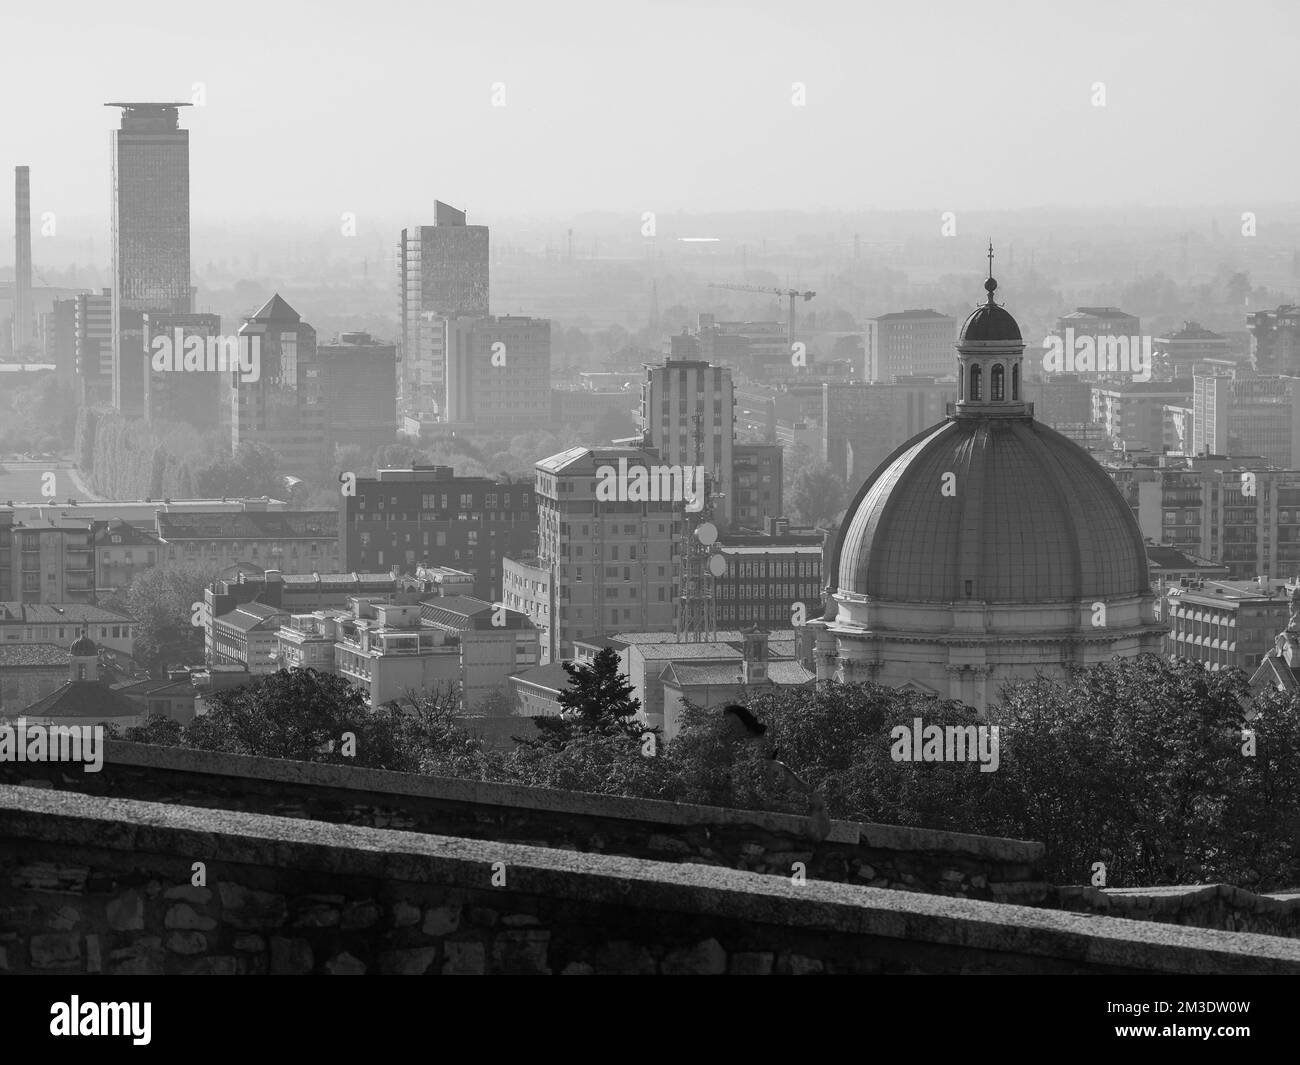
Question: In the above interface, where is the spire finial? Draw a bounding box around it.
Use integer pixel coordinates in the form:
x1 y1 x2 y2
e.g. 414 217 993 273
984 241 997 303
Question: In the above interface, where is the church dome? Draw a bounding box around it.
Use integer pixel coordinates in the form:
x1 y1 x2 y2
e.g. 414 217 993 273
959 278 1022 342
70 634 97 657
832 417 1151 603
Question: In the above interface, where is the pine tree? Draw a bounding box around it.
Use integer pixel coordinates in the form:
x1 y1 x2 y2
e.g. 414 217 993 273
526 647 646 750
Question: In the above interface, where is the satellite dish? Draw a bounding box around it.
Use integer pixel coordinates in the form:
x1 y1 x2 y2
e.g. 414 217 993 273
695 522 718 546
708 554 728 578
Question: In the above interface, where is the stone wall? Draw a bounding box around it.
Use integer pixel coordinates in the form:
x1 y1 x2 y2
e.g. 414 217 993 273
0 740 1048 903
4 785 1297 975
1053 883 1300 940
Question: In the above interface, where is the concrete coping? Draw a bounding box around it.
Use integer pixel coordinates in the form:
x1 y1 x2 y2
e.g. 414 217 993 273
2 785 1295 974
90 739 1045 862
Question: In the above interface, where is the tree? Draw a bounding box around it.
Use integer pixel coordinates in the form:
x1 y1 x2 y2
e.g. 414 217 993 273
790 463 846 528
525 647 646 750
123 562 220 673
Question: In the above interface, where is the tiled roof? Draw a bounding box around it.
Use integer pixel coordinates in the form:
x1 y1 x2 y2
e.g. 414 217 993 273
217 603 289 632
0 644 70 667
23 680 140 718
0 603 133 624
509 662 573 692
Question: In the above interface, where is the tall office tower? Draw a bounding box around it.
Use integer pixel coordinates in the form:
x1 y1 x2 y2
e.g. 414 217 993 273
14 166 32 354
106 102 193 416
443 316 550 428
74 289 114 407
1192 369 1300 466
864 310 958 381
232 294 324 474
142 312 223 427
316 331 398 454
637 356 735 526
1249 305 1300 375
397 201 489 413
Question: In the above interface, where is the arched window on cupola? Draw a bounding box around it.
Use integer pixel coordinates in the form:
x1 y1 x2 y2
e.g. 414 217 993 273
969 363 982 401
991 363 1004 401
1012 363 1020 400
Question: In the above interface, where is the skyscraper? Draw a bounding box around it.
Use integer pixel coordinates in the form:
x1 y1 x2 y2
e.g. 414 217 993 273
398 201 489 412
106 102 193 416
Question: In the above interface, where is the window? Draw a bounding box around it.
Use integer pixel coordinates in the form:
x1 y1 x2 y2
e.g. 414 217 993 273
969 364 982 401
991 364 1004 401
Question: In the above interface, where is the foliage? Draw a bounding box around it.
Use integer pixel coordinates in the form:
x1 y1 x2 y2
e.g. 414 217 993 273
524 647 647 751
789 462 846 528
123 562 221 672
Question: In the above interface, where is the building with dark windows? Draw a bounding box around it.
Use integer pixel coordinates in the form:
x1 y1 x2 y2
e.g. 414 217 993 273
142 312 224 428
340 466 536 603
865 309 958 381
316 331 398 454
443 316 550 428
398 202 490 412
808 254 1164 710
106 102 193 416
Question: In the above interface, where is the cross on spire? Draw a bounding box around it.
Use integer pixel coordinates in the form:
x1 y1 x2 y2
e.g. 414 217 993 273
987 241 994 280
985 241 998 303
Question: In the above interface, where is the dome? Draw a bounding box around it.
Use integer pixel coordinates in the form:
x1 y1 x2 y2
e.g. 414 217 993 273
833 417 1151 604
70 634 97 657
960 301 1021 342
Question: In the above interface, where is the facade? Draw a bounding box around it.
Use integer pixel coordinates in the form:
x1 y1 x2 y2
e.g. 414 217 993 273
1090 380 1191 451
232 294 325 474
525 447 682 662
0 511 96 604
141 312 224 428
339 466 537 601
1106 457 1300 580
21 636 141 727
712 533 824 630
209 602 292 673
821 377 955 486
809 267 1164 711
1041 307 1142 385
638 357 735 525
865 310 958 381
93 520 162 598
1192 370 1300 467
501 555 552 663
730 444 783 531
1026 372 1093 427
0 645 70 714
107 103 193 416
1164 577 1294 673
398 202 490 412
688 317 789 379
316 332 398 454
0 602 135 657
1249 305 1300 376
45 298 77 380
156 509 338 574
443 316 551 428
419 596 539 710
551 387 639 438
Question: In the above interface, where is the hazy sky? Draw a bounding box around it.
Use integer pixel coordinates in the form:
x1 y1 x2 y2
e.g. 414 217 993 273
3 0 1300 228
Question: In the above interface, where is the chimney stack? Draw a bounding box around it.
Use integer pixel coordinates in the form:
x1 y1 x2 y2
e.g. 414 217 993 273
14 166 31 353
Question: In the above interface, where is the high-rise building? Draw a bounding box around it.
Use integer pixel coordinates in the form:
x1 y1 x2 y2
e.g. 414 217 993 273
1090 380 1192 451
638 357 735 525
398 202 489 412
45 298 78 381
339 466 536 601
1153 322 1233 380
443 316 550 428
1192 370 1300 466
691 315 789 380
864 310 957 381
232 294 324 473
74 290 113 408
1041 307 1142 384
730 444 783 531
13 166 32 354
1249 305 1300 376
142 312 224 428
509 446 681 662
106 103 193 416
316 332 398 454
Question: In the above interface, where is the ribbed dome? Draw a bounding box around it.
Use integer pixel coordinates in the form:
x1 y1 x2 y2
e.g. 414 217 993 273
69 634 97 657
834 418 1150 603
960 301 1022 342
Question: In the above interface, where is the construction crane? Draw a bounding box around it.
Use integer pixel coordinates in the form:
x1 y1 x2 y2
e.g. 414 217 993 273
707 282 816 350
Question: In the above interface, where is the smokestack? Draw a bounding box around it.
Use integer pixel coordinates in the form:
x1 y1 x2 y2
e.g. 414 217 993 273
14 166 31 352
